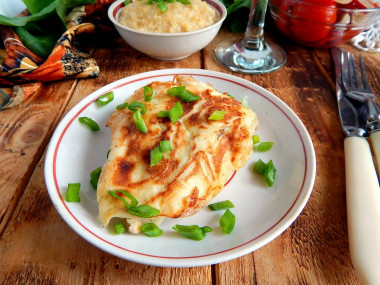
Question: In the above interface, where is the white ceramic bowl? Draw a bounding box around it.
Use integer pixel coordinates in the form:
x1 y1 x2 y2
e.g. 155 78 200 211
108 0 227 60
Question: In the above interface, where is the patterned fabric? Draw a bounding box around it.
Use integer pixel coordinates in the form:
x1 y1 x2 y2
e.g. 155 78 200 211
0 0 116 110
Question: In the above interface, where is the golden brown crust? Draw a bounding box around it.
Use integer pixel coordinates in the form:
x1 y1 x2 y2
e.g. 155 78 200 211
97 75 259 229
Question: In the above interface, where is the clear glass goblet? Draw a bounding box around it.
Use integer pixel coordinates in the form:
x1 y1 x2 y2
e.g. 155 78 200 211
214 0 286 74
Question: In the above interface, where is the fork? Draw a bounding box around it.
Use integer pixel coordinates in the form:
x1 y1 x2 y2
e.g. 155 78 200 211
340 50 380 176
338 49 380 285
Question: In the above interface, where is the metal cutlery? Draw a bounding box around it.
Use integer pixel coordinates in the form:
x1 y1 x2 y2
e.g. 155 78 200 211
340 50 380 176
331 47 380 285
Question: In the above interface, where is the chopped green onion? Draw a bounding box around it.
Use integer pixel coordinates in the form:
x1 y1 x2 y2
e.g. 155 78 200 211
169 101 183 123
140 223 163 237
114 222 126 234
78 117 100 131
176 0 191 4
150 146 163 167
116 102 129 110
253 159 277 187
226 93 234 98
201 226 213 233
144 86 153 102
264 160 276 187
208 200 234 211
178 90 200 102
172 224 211 241
67 183 81 202
157 0 168 12
108 190 138 209
124 0 131 5
96 91 114 106
252 135 260 145
106 149 111 158
220 209 235 234
128 101 147 114
159 140 172 152
133 109 148 134
157 110 169 118
208 110 226 121
253 159 267 175
150 140 172 167
257 142 274 152
89 167 102 190
128 205 160 218
167 86 200 102
167 86 186 97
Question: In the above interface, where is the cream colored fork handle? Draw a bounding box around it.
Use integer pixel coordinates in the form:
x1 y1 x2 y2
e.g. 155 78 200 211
345 136 380 285
369 131 380 177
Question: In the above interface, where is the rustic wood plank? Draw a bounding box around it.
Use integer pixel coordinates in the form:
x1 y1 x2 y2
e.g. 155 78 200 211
0 154 212 285
204 30 369 284
0 79 78 234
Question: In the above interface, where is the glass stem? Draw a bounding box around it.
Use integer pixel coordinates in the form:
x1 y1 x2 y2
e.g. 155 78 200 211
241 0 268 51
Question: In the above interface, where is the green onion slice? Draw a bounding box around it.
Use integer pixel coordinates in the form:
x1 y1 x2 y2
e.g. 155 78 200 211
89 167 102 190
116 102 129 110
257 142 274 152
133 109 148 134
220 209 235 234
106 149 111 158
176 0 191 4
253 159 277 187
124 0 131 5
114 222 126 234
67 183 81 202
167 86 200 102
96 91 114 106
78 117 100 131
159 140 172 152
108 190 138 209
128 205 160 218
157 0 168 12
252 135 260 145
208 110 226 121
253 159 267 175
157 110 169 118
208 200 234 211
263 160 276 187
128 101 147 114
144 86 153 102
150 146 163 167
140 223 163 237
167 86 186 97
169 101 183 123
172 224 211 241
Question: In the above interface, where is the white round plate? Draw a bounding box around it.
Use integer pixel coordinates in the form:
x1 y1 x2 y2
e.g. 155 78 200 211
44 69 316 267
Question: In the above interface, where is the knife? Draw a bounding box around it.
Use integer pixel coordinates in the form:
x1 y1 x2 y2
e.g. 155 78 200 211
331 47 380 285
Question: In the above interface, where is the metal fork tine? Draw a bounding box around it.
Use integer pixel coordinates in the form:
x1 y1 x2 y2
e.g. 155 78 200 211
359 54 372 92
347 52 361 89
341 51 349 89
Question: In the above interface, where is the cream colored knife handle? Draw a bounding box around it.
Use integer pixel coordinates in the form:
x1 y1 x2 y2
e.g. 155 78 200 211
369 131 380 177
345 136 380 285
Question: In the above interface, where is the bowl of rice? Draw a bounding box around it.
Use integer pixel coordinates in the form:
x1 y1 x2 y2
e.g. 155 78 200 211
108 0 227 60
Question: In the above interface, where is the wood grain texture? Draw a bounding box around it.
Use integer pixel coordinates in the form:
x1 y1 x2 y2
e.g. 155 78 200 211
1 26 380 284
0 80 78 234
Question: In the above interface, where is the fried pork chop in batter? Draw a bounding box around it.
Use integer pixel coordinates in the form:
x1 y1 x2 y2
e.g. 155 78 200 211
97 75 258 233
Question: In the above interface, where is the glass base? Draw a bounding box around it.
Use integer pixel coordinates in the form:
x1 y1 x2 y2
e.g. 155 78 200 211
214 38 287 74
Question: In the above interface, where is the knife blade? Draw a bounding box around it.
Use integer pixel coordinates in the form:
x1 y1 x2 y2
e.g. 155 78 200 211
331 47 380 285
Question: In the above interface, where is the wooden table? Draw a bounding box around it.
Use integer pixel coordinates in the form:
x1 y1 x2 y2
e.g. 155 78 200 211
1 24 379 284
